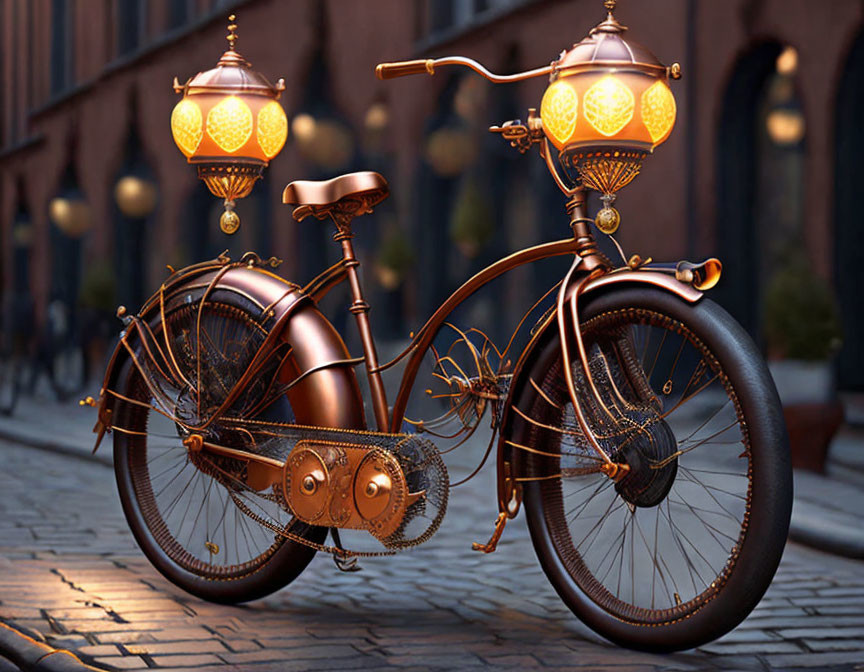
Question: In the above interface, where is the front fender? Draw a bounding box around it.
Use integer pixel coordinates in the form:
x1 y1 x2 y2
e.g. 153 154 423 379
495 268 704 516
93 262 365 450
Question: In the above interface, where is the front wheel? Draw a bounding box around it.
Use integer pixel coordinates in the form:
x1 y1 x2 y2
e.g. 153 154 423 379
516 287 792 652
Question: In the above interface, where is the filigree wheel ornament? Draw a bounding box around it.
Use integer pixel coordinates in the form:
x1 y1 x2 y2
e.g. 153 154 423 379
521 306 752 623
407 324 509 447
118 298 306 578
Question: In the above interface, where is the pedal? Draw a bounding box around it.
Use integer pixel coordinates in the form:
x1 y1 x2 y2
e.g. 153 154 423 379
330 528 361 573
471 512 508 554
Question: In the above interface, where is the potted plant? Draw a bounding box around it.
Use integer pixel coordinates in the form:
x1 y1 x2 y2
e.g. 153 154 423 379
449 176 494 259
763 254 843 472
375 226 414 292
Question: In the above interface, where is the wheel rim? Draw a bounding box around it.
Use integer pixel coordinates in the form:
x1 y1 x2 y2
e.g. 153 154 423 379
118 299 303 580
525 307 751 624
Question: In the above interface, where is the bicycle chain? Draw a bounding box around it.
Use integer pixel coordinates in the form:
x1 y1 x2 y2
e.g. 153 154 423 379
193 442 401 559
226 487 397 559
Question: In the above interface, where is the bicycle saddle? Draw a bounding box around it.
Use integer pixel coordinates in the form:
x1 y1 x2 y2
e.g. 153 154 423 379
282 171 389 224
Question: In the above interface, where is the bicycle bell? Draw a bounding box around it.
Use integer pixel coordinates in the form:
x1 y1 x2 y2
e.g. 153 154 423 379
170 15 288 234
539 0 681 233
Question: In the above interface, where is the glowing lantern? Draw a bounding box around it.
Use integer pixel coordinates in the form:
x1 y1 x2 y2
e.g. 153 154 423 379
170 15 287 234
539 0 680 233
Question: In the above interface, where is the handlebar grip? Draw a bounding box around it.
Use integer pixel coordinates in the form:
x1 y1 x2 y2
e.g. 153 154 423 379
375 59 435 80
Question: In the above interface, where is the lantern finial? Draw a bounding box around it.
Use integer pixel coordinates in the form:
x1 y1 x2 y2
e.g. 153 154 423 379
604 0 616 15
226 14 238 51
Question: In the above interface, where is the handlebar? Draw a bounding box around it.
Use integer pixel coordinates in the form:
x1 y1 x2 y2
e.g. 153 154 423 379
376 56 553 84
376 55 576 195
375 59 435 79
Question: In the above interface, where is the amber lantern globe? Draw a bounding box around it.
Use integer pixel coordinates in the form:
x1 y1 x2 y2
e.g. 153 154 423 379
539 0 680 233
170 15 288 234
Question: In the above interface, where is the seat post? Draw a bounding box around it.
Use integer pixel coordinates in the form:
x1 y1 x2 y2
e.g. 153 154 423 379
333 224 390 432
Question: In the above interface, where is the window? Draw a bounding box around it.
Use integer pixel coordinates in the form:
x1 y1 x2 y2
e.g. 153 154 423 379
420 0 530 42
116 0 146 56
167 0 192 29
835 34 864 390
50 0 75 94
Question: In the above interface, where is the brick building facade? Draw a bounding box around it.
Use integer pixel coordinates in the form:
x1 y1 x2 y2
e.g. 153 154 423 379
1 0 862 389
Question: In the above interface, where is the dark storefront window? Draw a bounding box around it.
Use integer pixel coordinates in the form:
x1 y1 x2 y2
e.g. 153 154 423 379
715 42 784 339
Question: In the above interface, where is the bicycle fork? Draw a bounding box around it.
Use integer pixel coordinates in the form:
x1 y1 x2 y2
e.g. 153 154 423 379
556 191 631 482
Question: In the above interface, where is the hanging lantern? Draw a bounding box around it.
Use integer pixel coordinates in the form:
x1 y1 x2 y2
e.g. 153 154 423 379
170 14 287 234
49 189 92 238
291 114 355 172
539 0 680 233
115 175 158 218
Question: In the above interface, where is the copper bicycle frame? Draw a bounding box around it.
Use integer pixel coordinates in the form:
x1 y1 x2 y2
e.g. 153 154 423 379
302 185 641 458
289 65 715 490
302 223 583 432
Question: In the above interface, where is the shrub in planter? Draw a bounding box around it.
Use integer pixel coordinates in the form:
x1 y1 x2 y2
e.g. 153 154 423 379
449 177 494 259
375 227 414 292
763 256 843 472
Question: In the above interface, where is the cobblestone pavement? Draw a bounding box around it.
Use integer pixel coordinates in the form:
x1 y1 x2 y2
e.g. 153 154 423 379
1 438 864 672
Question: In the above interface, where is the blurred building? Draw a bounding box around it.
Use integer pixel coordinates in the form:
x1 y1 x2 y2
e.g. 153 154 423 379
0 0 862 390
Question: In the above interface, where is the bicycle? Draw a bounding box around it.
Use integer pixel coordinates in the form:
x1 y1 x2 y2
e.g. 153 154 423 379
0 292 35 416
0 335 20 416
88 2 792 652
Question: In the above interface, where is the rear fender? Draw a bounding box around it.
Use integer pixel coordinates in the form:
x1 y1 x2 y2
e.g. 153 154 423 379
496 268 704 516
93 263 365 450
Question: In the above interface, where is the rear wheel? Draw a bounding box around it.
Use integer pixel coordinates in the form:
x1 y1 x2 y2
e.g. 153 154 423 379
517 288 791 651
113 289 326 604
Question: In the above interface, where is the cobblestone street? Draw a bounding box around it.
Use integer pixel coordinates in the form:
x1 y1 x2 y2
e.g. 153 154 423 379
1 437 863 671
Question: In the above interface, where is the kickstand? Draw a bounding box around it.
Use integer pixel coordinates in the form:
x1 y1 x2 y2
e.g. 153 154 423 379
471 512 508 554
330 528 361 572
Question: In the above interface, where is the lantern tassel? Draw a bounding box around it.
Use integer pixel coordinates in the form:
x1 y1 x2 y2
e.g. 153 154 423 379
220 199 240 235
